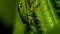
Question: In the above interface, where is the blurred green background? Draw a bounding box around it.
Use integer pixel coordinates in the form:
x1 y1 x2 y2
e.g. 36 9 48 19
0 0 26 34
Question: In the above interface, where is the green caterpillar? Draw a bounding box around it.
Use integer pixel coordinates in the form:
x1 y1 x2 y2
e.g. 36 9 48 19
18 0 60 34
18 0 42 34
34 0 60 34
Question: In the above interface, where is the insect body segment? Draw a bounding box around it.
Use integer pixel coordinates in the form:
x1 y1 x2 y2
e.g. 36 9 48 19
18 0 42 34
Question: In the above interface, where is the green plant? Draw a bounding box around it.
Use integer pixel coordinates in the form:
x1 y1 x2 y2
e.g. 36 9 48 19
18 0 60 34
0 0 60 34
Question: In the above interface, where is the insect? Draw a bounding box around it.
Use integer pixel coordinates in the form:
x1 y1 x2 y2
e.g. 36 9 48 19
18 0 42 34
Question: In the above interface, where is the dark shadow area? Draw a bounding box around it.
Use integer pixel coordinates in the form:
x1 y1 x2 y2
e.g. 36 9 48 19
0 17 13 34
52 0 60 18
